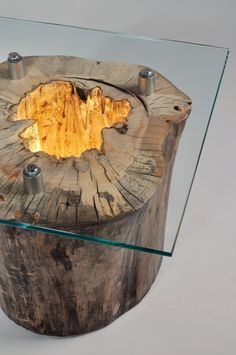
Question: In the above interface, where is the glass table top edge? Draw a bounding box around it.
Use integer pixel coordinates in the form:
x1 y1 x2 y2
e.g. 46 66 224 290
0 15 229 53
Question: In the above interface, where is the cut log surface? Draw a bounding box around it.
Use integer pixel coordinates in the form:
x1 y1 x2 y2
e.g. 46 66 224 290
0 56 191 336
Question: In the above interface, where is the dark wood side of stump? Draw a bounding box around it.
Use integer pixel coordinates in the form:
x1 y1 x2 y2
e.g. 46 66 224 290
0 218 162 336
0 121 185 336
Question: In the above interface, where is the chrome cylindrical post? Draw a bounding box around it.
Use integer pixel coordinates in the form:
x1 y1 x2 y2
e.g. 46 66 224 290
138 67 155 96
23 164 44 195
8 52 25 80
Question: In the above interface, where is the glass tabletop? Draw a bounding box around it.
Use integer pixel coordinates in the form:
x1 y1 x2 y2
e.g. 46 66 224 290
0 16 229 256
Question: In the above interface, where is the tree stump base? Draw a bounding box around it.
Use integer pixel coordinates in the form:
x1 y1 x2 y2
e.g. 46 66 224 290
0 56 191 336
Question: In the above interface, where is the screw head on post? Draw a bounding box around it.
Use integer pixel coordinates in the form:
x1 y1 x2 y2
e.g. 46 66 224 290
138 67 155 96
23 164 44 195
8 52 25 80
8 52 22 63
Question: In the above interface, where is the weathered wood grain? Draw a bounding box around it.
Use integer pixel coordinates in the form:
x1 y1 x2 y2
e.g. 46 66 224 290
0 56 191 335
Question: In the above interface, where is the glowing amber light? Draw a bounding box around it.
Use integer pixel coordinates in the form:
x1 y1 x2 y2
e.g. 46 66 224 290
16 81 132 158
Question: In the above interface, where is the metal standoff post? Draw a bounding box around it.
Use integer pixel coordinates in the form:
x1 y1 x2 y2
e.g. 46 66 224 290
8 52 25 80
23 164 44 194
138 67 155 96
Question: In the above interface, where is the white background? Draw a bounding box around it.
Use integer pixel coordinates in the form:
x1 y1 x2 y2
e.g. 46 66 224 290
0 1 235 354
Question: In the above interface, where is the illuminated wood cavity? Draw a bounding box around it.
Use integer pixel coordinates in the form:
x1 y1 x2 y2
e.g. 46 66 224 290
16 81 132 158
